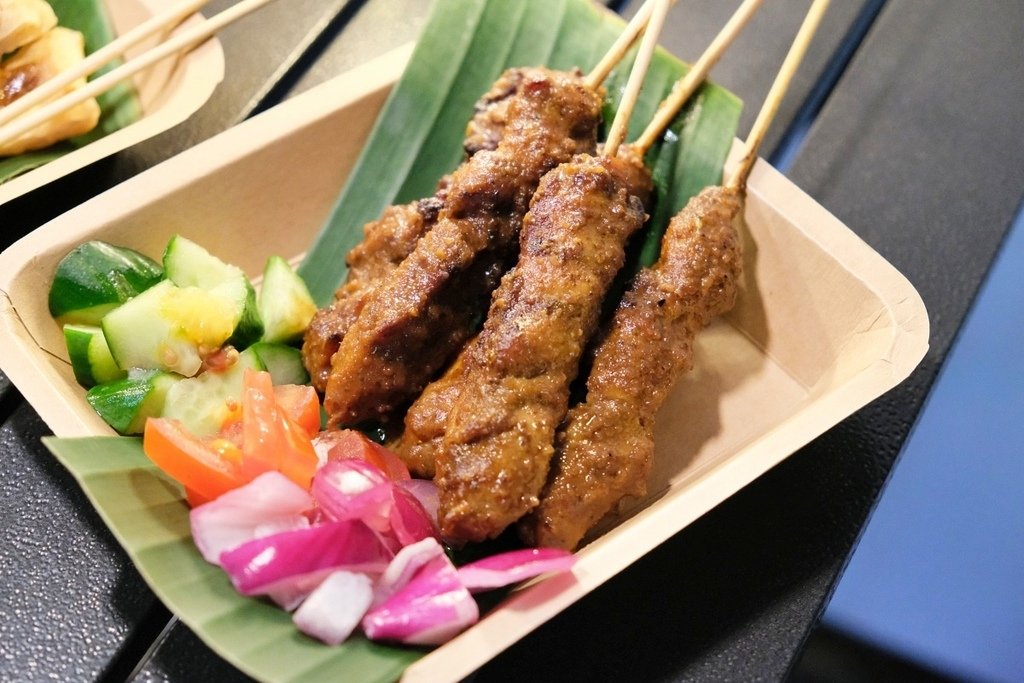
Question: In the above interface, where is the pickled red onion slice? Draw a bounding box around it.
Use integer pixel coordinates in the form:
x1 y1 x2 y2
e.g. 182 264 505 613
312 459 393 531
293 571 375 645
457 547 576 592
362 553 478 645
189 471 312 565
219 519 392 596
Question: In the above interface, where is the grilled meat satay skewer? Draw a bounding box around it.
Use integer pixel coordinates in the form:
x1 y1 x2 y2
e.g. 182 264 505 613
523 183 743 550
303 3 662 394
303 4 662 393
392 0 674 478
303 68 536 392
322 67 602 425
525 0 830 551
413 0 672 543
396 0 763 480
321 0 665 426
434 148 652 543
395 151 653 478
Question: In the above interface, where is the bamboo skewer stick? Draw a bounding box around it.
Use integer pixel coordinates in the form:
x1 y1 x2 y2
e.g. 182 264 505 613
0 0 279 147
603 0 673 158
634 0 764 154
0 0 212 129
730 0 831 191
586 0 668 89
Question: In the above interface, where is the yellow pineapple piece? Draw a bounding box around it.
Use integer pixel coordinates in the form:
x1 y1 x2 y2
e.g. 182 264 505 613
160 286 238 350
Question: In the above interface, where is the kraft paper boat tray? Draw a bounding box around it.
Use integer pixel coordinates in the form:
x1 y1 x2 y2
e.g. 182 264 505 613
0 0 225 206
0 44 928 683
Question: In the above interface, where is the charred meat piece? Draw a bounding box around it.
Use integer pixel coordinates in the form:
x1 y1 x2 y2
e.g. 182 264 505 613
303 68 538 393
395 145 653 479
431 153 648 543
324 67 604 426
463 68 526 156
522 185 743 550
345 191 447 287
393 349 468 478
302 191 446 392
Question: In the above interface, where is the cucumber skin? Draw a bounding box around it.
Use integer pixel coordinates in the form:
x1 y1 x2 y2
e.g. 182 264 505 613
49 241 163 323
63 324 126 387
249 342 310 386
259 256 317 345
86 350 266 436
162 235 233 289
64 326 95 386
86 371 181 434
226 282 264 350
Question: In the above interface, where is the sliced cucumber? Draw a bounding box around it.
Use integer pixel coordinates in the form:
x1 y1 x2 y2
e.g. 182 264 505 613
49 241 163 325
162 347 266 437
249 341 310 386
258 256 318 344
101 280 205 377
86 370 182 435
63 324 126 387
163 235 263 349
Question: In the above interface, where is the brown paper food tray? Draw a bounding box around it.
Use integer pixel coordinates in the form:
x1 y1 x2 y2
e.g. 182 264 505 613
0 0 225 205
0 44 928 682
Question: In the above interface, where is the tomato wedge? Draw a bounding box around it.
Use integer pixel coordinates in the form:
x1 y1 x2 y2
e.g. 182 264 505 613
316 429 411 481
144 371 322 505
144 418 245 503
275 411 319 490
185 487 211 508
241 370 280 477
241 370 319 489
273 384 321 438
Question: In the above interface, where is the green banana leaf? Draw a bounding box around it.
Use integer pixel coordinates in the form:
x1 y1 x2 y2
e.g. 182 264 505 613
42 1 741 681
300 0 742 303
0 0 143 184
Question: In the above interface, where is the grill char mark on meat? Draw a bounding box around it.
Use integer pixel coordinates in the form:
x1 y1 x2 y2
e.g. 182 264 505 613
303 192 445 392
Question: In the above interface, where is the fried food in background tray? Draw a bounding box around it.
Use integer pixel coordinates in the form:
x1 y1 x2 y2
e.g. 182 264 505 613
0 0 56 55
1 26 100 156
1 1 101 156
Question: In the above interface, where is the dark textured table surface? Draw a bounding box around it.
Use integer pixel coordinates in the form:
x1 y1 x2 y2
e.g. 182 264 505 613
2 1 1022 681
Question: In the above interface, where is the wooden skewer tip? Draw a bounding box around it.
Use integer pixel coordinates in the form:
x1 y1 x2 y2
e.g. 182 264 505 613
603 0 673 158
586 0 675 88
636 0 764 154
730 0 831 191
